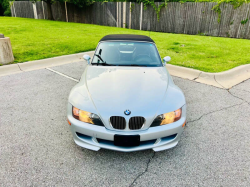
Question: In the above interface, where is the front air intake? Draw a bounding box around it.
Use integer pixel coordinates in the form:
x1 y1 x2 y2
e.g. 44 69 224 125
110 116 126 130
129 117 145 130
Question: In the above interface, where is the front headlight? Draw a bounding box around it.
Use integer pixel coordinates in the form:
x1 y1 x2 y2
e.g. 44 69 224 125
72 107 104 126
151 108 182 127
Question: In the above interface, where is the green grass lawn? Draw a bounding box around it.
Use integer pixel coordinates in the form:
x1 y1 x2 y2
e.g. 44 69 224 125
1 17 250 72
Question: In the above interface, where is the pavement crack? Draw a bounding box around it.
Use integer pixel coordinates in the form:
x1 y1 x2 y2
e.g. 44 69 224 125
188 80 250 125
17 64 24 72
228 89 250 106
187 102 245 124
214 75 249 106
129 151 156 187
231 88 250 94
193 72 202 81
214 75 226 89
46 68 79 82
214 75 250 106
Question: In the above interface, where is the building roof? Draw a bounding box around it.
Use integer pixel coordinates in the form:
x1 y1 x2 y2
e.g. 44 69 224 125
100 34 155 43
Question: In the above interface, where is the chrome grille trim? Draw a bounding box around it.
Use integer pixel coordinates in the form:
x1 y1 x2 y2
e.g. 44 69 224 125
129 117 145 130
110 116 126 130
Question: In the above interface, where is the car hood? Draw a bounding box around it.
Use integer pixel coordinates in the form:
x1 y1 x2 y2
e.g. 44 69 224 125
85 66 169 129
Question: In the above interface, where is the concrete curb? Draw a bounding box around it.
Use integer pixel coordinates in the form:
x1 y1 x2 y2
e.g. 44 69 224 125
0 51 94 76
215 64 250 89
195 72 223 88
168 64 250 89
165 64 201 80
0 51 249 89
0 63 22 76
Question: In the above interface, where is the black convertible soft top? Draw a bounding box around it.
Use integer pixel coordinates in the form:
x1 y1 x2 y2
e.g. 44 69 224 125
100 34 155 43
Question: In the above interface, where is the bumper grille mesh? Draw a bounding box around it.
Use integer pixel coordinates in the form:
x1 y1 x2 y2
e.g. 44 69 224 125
129 117 145 130
110 116 126 130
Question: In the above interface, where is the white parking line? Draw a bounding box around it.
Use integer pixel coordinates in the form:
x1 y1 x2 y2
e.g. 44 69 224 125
46 68 79 82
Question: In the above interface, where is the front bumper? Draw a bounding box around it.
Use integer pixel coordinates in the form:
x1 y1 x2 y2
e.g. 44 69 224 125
68 114 185 152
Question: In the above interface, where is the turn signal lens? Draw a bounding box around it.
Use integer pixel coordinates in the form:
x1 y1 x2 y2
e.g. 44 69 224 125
73 107 80 119
174 108 182 122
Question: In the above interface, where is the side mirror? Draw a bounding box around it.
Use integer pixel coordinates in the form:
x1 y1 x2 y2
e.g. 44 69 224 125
83 54 91 64
163 56 171 66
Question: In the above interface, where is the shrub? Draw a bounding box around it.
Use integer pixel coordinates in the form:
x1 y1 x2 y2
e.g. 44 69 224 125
4 7 11 16
0 0 12 16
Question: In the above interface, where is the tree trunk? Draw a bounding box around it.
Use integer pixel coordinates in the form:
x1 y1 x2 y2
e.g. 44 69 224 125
47 0 54 20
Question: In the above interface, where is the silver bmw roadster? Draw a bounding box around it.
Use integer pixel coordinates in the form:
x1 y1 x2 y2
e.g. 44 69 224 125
67 34 186 152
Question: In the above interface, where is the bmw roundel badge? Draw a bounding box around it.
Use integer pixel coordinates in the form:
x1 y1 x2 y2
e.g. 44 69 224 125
124 109 131 115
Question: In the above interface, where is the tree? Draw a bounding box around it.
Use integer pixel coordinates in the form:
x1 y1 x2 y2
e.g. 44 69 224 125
0 2 3 16
66 0 95 7
0 0 12 16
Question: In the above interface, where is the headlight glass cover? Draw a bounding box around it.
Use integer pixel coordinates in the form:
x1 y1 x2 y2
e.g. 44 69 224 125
151 108 182 127
72 107 104 126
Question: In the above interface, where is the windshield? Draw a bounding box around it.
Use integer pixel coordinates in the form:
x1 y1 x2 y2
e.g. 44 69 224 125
92 41 162 67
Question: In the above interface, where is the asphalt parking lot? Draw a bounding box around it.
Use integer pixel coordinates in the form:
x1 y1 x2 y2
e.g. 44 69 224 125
0 61 250 186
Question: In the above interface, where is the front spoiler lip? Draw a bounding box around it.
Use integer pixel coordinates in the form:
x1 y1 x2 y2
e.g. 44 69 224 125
73 132 180 152
68 115 185 152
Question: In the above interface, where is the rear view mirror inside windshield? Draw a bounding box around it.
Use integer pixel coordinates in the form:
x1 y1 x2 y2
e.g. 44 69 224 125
120 43 134 46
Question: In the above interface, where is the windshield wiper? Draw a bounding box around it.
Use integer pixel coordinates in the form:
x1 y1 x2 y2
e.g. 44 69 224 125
94 54 105 63
91 63 112 66
92 54 112 66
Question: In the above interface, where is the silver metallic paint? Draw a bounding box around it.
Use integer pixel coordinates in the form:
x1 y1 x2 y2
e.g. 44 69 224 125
67 42 186 152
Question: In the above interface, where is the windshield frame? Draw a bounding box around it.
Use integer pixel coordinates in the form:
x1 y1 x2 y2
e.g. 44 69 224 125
91 40 163 67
